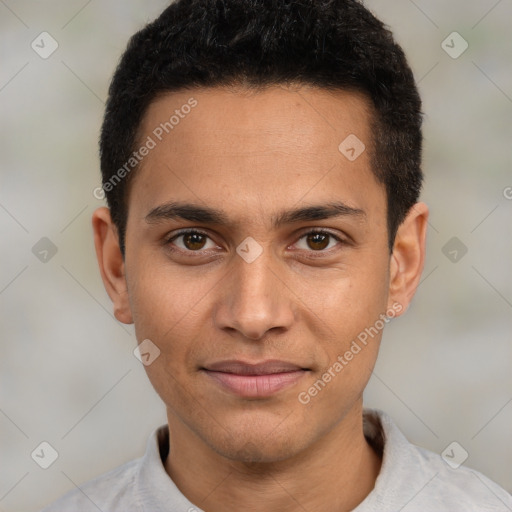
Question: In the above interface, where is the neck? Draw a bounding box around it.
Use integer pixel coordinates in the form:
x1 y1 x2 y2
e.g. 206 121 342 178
164 404 382 512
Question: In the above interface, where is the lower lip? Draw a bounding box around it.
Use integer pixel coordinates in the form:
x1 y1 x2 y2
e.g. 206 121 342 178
203 370 307 398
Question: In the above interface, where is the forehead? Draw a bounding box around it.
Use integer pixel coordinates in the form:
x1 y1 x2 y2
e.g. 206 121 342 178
128 85 384 227
140 84 373 154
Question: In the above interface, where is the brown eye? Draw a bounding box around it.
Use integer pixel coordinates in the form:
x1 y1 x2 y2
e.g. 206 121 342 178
306 232 330 250
182 233 207 250
294 230 343 253
169 231 216 252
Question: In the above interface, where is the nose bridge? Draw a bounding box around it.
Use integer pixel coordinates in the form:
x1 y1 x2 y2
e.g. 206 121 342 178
214 244 294 339
235 250 275 304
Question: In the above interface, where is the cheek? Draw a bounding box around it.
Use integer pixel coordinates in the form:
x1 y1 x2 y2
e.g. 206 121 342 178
126 267 204 410
303 255 390 378
296 276 389 415
126 253 216 341
126 256 219 391
293 252 390 332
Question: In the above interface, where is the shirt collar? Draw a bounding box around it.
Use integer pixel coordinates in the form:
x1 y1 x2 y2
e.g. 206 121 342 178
134 408 414 512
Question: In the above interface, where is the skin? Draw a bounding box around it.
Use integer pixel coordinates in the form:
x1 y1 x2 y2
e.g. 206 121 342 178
92 84 428 512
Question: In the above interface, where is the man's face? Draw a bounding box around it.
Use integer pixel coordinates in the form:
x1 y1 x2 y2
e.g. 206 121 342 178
119 85 398 462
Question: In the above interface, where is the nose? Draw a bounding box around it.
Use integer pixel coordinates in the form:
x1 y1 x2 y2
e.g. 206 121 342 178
213 248 295 340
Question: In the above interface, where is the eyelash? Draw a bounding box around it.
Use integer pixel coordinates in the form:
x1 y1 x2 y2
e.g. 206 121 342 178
164 228 346 257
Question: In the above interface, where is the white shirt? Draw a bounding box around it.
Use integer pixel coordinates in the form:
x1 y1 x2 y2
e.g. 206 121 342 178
40 409 512 511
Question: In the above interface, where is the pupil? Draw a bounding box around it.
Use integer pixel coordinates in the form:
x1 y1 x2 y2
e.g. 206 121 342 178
184 233 206 250
308 233 329 250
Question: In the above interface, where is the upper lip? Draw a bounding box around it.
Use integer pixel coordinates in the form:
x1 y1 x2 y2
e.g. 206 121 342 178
203 360 307 375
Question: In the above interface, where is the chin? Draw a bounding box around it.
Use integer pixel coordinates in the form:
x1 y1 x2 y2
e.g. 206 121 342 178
202 416 315 465
215 435 300 464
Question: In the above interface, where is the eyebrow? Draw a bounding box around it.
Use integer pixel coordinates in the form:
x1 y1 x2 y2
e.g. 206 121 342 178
144 201 366 228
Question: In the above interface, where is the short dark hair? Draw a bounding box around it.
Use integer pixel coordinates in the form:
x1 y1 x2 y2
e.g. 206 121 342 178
100 0 423 256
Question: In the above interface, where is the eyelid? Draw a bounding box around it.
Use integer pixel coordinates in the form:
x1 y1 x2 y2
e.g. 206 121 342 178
167 227 211 241
294 227 346 242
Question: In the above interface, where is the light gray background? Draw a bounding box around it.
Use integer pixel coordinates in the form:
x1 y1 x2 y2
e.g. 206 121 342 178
1 1 511 511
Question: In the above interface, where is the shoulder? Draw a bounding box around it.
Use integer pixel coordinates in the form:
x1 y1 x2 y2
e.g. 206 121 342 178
40 458 141 512
411 443 512 511
363 409 512 511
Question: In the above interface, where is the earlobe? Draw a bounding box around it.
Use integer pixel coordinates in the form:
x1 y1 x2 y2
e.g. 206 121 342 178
387 202 429 316
92 207 134 324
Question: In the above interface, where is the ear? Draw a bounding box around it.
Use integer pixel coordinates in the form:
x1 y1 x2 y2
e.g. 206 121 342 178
387 202 429 316
92 207 133 324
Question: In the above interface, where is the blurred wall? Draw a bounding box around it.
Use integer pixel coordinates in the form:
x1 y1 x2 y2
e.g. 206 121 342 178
1 1 511 510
